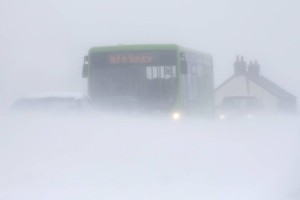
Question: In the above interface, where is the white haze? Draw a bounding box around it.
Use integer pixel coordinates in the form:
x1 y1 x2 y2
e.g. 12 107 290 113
1 115 300 200
1 0 300 199
0 0 299 111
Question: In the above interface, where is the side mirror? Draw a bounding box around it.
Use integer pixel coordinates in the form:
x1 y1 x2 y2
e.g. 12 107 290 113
180 60 187 74
180 52 187 74
82 56 88 78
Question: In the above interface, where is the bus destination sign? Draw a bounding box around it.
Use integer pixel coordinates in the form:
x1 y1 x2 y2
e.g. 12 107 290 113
108 52 158 65
91 50 177 67
108 54 155 65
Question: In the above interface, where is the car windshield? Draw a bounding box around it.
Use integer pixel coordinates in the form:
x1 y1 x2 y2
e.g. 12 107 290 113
13 97 81 111
222 96 261 110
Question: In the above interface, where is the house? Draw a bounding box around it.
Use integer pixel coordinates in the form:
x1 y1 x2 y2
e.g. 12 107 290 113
215 56 297 113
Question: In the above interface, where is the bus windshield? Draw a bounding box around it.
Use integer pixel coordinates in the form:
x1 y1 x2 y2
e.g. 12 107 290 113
90 50 178 112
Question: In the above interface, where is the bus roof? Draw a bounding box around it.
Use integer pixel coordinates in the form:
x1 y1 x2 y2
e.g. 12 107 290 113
89 44 179 54
88 44 212 60
179 46 212 59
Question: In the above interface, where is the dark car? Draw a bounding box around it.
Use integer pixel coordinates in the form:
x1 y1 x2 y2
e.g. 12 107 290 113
217 95 263 119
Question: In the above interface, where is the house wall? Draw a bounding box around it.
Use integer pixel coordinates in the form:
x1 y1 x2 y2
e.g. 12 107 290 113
215 76 249 105
247 79 279 111
215 75 279 112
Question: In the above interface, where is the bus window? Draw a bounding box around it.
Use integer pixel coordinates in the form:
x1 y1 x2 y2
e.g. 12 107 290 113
146 66 176 80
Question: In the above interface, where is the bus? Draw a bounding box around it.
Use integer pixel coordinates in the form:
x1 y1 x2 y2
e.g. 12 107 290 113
82 44 214 119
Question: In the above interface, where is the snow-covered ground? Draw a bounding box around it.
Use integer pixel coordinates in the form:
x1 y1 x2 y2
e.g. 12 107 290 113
0 114 299 200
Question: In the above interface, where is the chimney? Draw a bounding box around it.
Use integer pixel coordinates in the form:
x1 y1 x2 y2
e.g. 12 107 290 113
248 60 260 77
234 55 247 75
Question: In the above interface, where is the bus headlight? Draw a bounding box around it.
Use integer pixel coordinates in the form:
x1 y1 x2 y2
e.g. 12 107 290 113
172 112 181 120
219 114 226 120
247 114 253 118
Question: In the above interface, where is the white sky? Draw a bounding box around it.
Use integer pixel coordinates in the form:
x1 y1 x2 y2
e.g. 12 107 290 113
0 0 299 110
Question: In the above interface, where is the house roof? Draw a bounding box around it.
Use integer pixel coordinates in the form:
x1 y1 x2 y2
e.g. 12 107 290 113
215 75 235 92
215 73 296 102
249 75 296 101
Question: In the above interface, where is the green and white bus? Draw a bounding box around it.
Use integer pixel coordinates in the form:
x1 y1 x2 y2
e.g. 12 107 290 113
82 44 214 119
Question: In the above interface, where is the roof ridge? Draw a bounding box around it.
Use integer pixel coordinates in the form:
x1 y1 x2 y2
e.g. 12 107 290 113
247 74 296 100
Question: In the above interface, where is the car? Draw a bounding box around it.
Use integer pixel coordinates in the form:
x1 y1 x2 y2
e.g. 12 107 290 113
216 95 263 120
11 92 93 114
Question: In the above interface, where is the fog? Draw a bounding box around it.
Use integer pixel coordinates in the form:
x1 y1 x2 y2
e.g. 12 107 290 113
1 115 300 200
1 0 300 110
1 0 300 199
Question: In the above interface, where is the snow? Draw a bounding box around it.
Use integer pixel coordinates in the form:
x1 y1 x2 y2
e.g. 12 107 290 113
0 114 300 200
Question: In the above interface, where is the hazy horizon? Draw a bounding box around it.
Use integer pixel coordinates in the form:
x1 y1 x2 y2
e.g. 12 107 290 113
1 0 299 111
